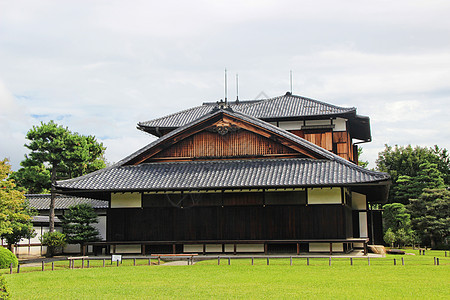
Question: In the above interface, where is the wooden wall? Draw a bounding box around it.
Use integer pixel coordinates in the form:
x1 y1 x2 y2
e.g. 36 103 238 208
107 205 352 241
290 129 355 163
150 130 299 161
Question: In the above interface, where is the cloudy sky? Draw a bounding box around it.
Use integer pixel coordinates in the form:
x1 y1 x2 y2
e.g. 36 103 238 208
1 0 449 171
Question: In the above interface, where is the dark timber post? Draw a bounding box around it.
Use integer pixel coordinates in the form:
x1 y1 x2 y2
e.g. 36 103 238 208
42 261 44 271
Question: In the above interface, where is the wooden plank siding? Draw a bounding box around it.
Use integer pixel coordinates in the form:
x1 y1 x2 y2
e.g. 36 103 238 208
289 129 355 163
151 130 299 161
107 204 352 242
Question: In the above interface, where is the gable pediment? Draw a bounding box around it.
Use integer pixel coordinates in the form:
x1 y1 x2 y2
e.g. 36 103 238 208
123 110 328 165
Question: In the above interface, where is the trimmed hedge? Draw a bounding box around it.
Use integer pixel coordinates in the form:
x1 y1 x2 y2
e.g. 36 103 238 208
0 275 9 299
0 248 18 269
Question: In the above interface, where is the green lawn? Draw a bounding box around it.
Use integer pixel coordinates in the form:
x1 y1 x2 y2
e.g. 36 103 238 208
4 250 450 299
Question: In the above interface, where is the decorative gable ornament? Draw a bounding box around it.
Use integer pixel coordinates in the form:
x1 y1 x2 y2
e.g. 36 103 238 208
207 121 239 135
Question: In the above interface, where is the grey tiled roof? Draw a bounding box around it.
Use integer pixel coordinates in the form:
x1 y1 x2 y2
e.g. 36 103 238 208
138 101 259 129
32 215 62 223
26 194 109 210
138 94 355 130
57 108 388 192
121 108 336 166
56 158 389 191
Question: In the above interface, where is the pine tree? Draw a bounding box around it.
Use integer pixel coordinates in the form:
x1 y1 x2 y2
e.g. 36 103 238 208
62 204 100 253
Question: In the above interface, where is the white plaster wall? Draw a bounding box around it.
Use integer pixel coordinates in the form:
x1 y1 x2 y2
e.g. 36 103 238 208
184 245 203 253
309 243 344 252
359 212 368 238
111 192 142 208
304 120 331 126
308 188 341 204
352 192 367 210
278 121 302 130
332 118 347 131
236 244 264 253
205 244 222 252
113 245 142 254
94 216 107 241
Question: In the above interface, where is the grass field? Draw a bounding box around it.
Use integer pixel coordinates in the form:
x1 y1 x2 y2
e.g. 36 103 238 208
3 250 450 299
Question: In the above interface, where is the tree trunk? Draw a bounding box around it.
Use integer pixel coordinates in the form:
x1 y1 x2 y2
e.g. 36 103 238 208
430 235 436 249
49 163 57 232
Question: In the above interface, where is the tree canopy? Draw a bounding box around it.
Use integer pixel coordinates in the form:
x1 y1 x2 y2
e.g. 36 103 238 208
62 204 100 253
0 159 35 250
376 145 449 203
12 121 106 194
11 121 106 231
409 188 450 248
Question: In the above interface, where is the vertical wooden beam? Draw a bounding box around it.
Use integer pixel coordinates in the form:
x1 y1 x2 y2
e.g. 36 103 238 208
173 244 176 254
264 243 268 255
297 243 300 255
233 244 237 255
329 243 333 255
203 244 206 255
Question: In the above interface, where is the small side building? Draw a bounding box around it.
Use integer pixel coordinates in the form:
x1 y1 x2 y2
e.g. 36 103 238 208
7 194 108 256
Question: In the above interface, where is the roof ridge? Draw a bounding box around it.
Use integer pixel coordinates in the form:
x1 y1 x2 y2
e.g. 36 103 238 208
138 104 206 127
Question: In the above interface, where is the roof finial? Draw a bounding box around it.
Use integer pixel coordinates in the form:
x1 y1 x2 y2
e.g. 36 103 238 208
236 73 239 103
224 68 228 106
290 70 293 94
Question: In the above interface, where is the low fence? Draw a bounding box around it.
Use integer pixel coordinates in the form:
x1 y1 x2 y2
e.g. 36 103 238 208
5 252 449 275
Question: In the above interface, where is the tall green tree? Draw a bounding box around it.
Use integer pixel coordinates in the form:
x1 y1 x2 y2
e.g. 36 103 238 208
409 188 450 248
393 163 445 204
382 203 416 247
9 159 51 194
0 159 35 251
18 121 106 231
62 204 100 254
376 144 449 203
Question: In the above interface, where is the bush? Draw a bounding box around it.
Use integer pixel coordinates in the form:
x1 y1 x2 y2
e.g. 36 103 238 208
0 275 9 299
41 231 67 257
0 248 18 269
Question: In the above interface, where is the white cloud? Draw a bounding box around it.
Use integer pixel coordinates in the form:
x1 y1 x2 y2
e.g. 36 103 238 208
1 0 449 171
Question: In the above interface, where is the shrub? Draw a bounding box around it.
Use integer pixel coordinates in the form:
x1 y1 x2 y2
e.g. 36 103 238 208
0 275 9 299
0 248 18 269
41 231 67 257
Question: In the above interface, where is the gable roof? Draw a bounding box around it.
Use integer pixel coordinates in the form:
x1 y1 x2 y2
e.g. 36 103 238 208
137 93 361 137
56 107 389 199
123 107 335 165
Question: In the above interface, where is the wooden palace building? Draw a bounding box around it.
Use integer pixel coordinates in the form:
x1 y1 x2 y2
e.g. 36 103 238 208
56 92 390 255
